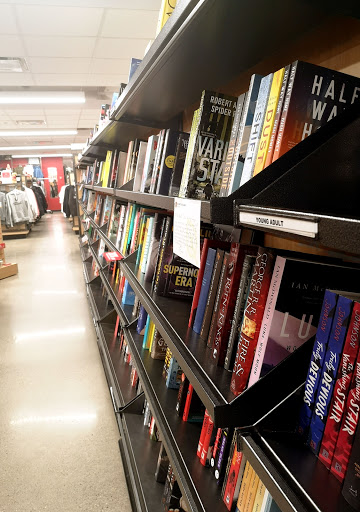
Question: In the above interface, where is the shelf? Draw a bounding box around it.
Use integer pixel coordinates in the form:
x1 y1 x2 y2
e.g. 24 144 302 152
89 119 157 154
99 268 134 326
87 280 114 322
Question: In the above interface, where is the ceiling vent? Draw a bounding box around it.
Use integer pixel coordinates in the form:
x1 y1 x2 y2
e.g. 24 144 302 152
0 57 29 73
16 120 46 127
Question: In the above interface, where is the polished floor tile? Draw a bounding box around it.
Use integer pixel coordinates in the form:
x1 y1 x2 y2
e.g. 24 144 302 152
0 214 132 512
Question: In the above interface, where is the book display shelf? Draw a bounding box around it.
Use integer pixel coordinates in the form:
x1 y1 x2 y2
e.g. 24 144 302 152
76 1 360 512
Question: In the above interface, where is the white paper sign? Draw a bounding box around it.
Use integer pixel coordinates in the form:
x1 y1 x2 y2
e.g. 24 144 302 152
173 198 201 268
238 211 318 238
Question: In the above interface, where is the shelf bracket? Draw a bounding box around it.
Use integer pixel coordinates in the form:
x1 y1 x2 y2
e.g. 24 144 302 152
117 391 145 415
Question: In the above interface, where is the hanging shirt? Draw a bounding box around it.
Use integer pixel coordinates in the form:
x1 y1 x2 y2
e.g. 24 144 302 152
25 187 40 220
5 189 30 227
33 165 44 179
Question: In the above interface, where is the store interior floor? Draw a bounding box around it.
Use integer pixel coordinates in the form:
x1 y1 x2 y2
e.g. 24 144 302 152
0 213 132 512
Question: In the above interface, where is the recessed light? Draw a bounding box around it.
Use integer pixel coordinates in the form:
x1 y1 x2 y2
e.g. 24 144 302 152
0 57 28 73
0 91 85 104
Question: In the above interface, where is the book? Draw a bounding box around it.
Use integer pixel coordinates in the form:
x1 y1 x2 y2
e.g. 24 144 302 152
156 0 177 35
99 195 113 227
214 428 234 486
197 410 210 458
169 132 190 197
128 57 141 81
200 414 214 466
176 373 189 417
252 68 285 176
308 293 359 455
153 215 173 295
155 444 169 483
140 135 158 193
122 140 134 185
136 305 148 335
251 480 266 512
150 328 167 360
121 280 135 306
207 251 230 348
239 73 273 187
144 213 167 283
182 383 205 423
162 347 173 381
179 90 238 200
227 74 263 195
142 316 152 349
200 249 225 340
297 290 338 439
150 129 166 194
224 254 256 371
219 92 247 197
115 151 127 188
178 108 200 195
341 416 360 509
243 470 259 512
140 216 155 274
132 141 148 192
235 460 253 512
193 248 217 334
165 355 182 389
319 301 360 469
230 248 275 396
222 431 245 511
272 60 360 162
212 244 258 367
156 129 184 196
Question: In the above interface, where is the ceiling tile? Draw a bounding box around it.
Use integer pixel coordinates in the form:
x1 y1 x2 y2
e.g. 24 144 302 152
0 35 25 57
34 74 90 86
5 109 46 116
86 74 128 86
24 36 96 58
79 109 101 119
0 5 17 34
90 58 129 75
101 9 158 39
0 73 35 86
45 118 80 128
16 5 103 37
45 109 82 117
28 57 91 74
77 119 94 129
94 38 148 59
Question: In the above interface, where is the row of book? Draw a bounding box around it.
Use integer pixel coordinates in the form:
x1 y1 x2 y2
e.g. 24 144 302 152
81 60 360 202
297 290 360 510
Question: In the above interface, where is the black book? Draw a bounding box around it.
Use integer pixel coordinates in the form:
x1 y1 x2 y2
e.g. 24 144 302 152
155 443 169 483
156 129 185 196
175 373 189 417
214 428 234 486
169 132 190 197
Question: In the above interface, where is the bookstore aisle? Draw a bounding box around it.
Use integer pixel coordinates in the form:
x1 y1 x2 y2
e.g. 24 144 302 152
0 213 132 512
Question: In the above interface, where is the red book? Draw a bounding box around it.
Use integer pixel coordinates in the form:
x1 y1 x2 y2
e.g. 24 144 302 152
197 410 210 458
200 415 214 466
319 302 360 469
230 248 275 396
211 244 257 367
188 239 231 329
211 428 222 469
222 433 244 511
331 331 360 480
182 383 194 422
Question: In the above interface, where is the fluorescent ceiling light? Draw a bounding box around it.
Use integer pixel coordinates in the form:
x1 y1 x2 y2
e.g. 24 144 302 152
0 130 77 136
0 145 71 151
12 153 73 158
0 91 85 104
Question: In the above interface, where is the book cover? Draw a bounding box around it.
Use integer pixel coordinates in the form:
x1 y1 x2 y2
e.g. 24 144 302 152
197 410 210 458
243 471 259 512
222 432 236 499
251 480 266 512
319 301 360 469
129 139 142 182
142 316 152 349
156 0 177 35
150 129 166 194
121 279 136 306
230 248 275 396
179 108 200 197
193 248 217 334
122 140 134 185
176 373 189 417
272 60 360 161
162 347 173 381
342 417 360 510
119 203 132 254
136 305 148 335
124 204 139 256
153 215 173 296
223 433 245 511
144 213 167 283
99 195 113 227
140 216 155 274
165 355 182 389
128 57 141 81
219 92 247 197
259 490 272 512
169 132 190 197
101 150 112 187
150 328 167 360
211 427 223 471
297 290 338 439
308 294 356 455
224 254 256 371
200 249 225 340
212 244 258 367
140 135 158 193
214 428 234 486
133 141 148 192
182 384 205 423
156 129 184 196
253 68 285 176
207 252 230 348
240 73 273 187
129 210 142 255
180 90 238 200
331 334 360 482
235 460 252 512
93 194 104 226
200 414 214 467
115 205 126 251
115 151 127 188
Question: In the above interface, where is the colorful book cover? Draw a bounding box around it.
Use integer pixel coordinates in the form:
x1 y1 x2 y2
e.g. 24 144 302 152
180 90 238 200
182 384 205 423
119 203 132 254
272 60 360 162
150 328 167 360
207 252 230 348
144 213 167 283
156 129 184 196
214 428 234 485
165 356 182 389
297 290 338 439
140 135 158 193
200 414 214 466
212 244 258 367
162 347 172 381
133 141 148 192
136 214 149 267
140 216 155 274
197 410 210 458
125 204 139 256
121 279 135 306
93 194 104 226
99 195 113 227
253 68 285 176
153 216 173 295
341 412 360 508
223 433 245 511
176 373 189 417
136 305 148 335
129 210 142 255
235 460 253 512
230 248 275 396
156 0 177 35
308 294 356 455
251 480 266 512
319 301 360 469
142 317 153 350
331 336 360 482
244 471 259 512
240 73 273 187
193 248 217 334
200 249 225 341
169 132 190 197
101 150 112 187
219 92 247 197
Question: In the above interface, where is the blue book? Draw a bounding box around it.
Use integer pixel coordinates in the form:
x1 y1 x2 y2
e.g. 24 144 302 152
121 280 135 306
136 305 148 335
308 294 355 454
128 58 142 81
193 248 216 334
142 315 151 349
165 357 181 389
297 290 338 438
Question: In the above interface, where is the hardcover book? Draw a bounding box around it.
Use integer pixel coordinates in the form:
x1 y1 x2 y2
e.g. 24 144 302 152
214 428 234 486
197 410 210 458
200 249 225 340
319 301 360 469
200 412 214 466
150 129 166 194
182 384 205 423
179 90 238 200
222 431 245 511
132 141 148 192
272 60 360 162
144 213 167 283
140 135 158 193
176 373 189 417
169 132 190 197
341 411 360 509
193 248 217 334
207 252 230 348
156 129 184 196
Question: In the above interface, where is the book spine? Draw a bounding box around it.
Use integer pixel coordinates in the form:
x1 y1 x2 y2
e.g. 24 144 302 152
189 238 210 328
264 64 290 167
297 290 339 438
165 356 181 389
235 461 253 512
179 106 201 198
244 471 259 512
224 255 254 371
175 374 189 417
141 135 158 193
308 295 354 455
214 428 233 485
223 440 244 511
341 413 360 509
169 133 190 197
319 302 360 469
272 61 298 162
153 216 172 296
193 248 217 333
207 252 229 348
156 130 181 196
141 216 154 273
210 427 222 470
197 411 210 458
230 248 275 396
200 250 224 340
221 431 237 499
150 328 167 360
200 415 214 466
182 383 194 422
150 129 165 194
252 480 266 512
142 316 152 349
136 305 148 335
331 342 360 482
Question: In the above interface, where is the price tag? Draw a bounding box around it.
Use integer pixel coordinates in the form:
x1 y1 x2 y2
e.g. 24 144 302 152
103 252 122 262
173 197 201 267
1 170 12 184
238 211 318 238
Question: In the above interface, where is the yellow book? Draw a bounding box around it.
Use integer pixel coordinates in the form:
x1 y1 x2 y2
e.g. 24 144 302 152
148 322 156 352
251 480 266 512
102 150 112 187
236 461 253 512
121 204 133 256
244 471 259 512
252 68 285 177
139 217 150 269
156 0 177 36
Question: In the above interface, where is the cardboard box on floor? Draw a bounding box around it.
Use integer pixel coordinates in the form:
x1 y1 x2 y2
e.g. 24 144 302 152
0 221 18 280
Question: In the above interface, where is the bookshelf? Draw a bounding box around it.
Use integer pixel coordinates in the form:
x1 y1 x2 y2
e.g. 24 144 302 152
76 1 360 512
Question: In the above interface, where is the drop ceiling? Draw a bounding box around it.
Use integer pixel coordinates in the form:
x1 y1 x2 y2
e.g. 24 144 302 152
0 0 162 153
